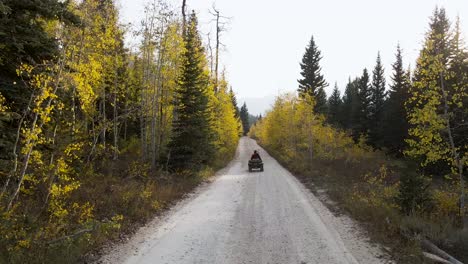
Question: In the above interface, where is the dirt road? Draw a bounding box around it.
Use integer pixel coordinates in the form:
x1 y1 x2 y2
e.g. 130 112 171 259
101 137 390 264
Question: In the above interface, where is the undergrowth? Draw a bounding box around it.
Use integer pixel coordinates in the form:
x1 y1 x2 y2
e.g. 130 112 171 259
0 145 229 264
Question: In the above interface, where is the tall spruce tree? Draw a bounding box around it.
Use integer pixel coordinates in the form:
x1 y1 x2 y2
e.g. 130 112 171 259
168 12 213 170
297 35 328 114
369 52 387 147
229 87 240 119
383 45 410 154
341 77 360 130
327 82 342 127
228 87 243 136
239 102 250 135
355 69 372 139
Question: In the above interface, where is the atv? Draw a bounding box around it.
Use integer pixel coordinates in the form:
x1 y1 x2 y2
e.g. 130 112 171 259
248 159 264 172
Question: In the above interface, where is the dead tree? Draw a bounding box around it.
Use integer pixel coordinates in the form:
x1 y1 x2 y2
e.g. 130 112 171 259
206 33 214 77
209 5 231 92
182 0 186 34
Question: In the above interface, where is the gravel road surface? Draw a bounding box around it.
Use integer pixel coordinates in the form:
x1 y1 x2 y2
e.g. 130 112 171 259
100 137 391 264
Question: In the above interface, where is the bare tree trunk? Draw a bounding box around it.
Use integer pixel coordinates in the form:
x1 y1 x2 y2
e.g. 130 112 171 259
71 26 86 140
158 88 164 162
440 72 466 228
112 44 121 161
182 0 186 35
308 119 314 163
459 160 467 229
140 10 157 161
113 68 119 160
150 70 157 167
0 94 33 199
152 21 168 167
102 87 106 149
49 125 58 165
123 98 128 141
209 6 230 93
31 124 60 218
207 33 214 78
87 120 99 163
215 9 220 92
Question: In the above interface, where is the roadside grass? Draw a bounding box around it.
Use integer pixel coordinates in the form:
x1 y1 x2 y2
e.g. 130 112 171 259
0 142 234 264
262 145 467 264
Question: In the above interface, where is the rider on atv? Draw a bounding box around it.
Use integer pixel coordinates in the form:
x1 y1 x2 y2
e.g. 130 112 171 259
249 150 263 172
251 150 262 161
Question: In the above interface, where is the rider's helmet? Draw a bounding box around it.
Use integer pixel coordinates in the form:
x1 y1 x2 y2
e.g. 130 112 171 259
254 150 258 154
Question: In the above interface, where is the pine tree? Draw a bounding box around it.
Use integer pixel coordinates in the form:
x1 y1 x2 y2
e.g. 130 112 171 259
239 102 250 136
168 12 213 170
327 82 342 127
297 35 328 114
341 77 360 130
355 69 372 139
229 87 240 119
397 164 432 215
383 45 410 154
228 87 242 136
369 52 386 147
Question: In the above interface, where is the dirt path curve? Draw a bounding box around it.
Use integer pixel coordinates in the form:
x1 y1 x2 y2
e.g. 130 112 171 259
100 137 391 264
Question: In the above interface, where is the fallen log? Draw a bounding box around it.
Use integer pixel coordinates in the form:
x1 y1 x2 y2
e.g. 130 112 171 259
423 252 452 264
421 239 463 264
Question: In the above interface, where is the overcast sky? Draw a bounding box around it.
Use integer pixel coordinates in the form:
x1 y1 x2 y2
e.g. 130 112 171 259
117 0 467 109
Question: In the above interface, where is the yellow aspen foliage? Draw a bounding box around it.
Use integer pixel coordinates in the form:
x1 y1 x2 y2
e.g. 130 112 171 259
0 92 8 112
210 77 241 160
0 1 246 262
65 0 122 117
351 165 399 210
250 93 369 164
432 188 460 220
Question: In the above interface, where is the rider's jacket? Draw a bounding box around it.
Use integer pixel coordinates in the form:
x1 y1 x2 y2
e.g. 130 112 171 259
251 153 261 160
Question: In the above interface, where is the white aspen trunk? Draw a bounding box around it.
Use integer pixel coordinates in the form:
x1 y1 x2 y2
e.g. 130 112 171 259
113 78 118 160
113 49 119 161
72 25 86 139
152 21 167 167
102 86 106 148
440 72 466 229
0 94 32 199
87 120 99 163
215 10 220 92
7 56 65 211
140 12 156 161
